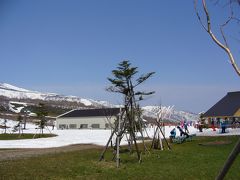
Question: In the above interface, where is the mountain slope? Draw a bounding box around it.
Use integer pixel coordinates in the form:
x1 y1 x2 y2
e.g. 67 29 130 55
0 82 199 121
0 83 107 108
142 106 199 122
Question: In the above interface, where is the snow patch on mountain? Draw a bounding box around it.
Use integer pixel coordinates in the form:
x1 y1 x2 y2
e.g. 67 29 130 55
142 105 199 122
0 83 29 92
8 101 27 113
0 83 108 107
0 83 199 121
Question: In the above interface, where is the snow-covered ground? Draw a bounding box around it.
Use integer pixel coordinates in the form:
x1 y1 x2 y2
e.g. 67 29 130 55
0 119 239 149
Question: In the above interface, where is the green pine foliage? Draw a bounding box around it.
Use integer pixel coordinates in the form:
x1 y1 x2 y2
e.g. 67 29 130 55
107 60 155 100
35 103 49 135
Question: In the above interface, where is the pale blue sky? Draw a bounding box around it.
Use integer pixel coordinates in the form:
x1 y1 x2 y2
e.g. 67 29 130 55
0 0 239 112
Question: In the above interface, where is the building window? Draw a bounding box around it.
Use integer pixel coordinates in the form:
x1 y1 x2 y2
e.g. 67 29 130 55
69 124 77 129
91 124 100 129
80 124 88 129
59 124 67 129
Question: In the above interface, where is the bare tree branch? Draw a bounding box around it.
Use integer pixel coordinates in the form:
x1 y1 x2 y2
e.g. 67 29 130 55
195 0 240 179
194 0 208 31
194 0 240 76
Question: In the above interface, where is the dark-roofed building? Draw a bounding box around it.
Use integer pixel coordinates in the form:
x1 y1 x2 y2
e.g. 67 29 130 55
56 108 120 129
202 91 240 119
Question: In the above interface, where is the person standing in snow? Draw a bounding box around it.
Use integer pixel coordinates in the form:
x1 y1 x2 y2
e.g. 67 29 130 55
181 121 184 128
184 121 189 133
169 128 176 143
211 118 216 131
220 118 226 133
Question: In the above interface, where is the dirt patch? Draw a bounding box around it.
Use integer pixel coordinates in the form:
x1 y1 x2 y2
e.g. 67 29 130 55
198 141 232 146
0 144 102 161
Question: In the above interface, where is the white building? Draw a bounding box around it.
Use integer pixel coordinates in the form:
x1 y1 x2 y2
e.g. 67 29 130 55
56 108 120 129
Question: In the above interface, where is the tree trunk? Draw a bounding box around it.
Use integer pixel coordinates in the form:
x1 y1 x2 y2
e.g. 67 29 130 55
116 114 121 168
99 121 118 161
216 138 240 180
24 115 26 129
131 130 141 163
18 124 21 138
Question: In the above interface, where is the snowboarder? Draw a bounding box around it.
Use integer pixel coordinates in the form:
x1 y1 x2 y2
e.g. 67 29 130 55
177 126 189 138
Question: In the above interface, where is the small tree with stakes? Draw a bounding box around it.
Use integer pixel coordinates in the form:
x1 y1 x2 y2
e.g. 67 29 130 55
99 60 155 167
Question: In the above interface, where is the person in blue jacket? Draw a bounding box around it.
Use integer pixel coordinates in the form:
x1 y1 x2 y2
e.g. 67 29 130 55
170 128 176 138
169 128 176 142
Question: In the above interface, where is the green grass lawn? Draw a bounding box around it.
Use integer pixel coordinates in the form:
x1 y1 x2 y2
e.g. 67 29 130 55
0 133 57 140
0 136 239 180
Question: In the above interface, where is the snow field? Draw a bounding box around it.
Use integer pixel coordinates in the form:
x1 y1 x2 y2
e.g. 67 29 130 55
0 119 239 149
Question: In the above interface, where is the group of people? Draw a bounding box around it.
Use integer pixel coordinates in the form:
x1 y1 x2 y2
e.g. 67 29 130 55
199 117 230 133
169 117 233 139
170 121 190 139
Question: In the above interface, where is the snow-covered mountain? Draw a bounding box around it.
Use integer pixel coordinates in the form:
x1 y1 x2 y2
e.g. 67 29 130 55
0 83 199 122
0 83 109 107
142 106 199 122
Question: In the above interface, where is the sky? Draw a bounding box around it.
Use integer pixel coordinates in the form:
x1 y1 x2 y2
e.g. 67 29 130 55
0 0 239 113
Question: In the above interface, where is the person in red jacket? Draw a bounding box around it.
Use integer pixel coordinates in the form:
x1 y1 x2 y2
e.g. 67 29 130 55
211 118 216 131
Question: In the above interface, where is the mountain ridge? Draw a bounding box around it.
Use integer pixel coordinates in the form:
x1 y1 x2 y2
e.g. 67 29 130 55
0 82 199 122
0 83 109 108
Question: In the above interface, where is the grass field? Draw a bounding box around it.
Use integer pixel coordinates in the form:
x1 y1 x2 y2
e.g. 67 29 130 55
0 133 57 140
0 136 239 179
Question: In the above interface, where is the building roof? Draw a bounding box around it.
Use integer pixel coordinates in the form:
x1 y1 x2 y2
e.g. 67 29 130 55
58 108 121 118
202 91 240 118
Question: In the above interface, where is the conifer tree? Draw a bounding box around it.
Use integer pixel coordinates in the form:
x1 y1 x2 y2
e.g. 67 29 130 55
36 103 48 135
100 60 155 164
